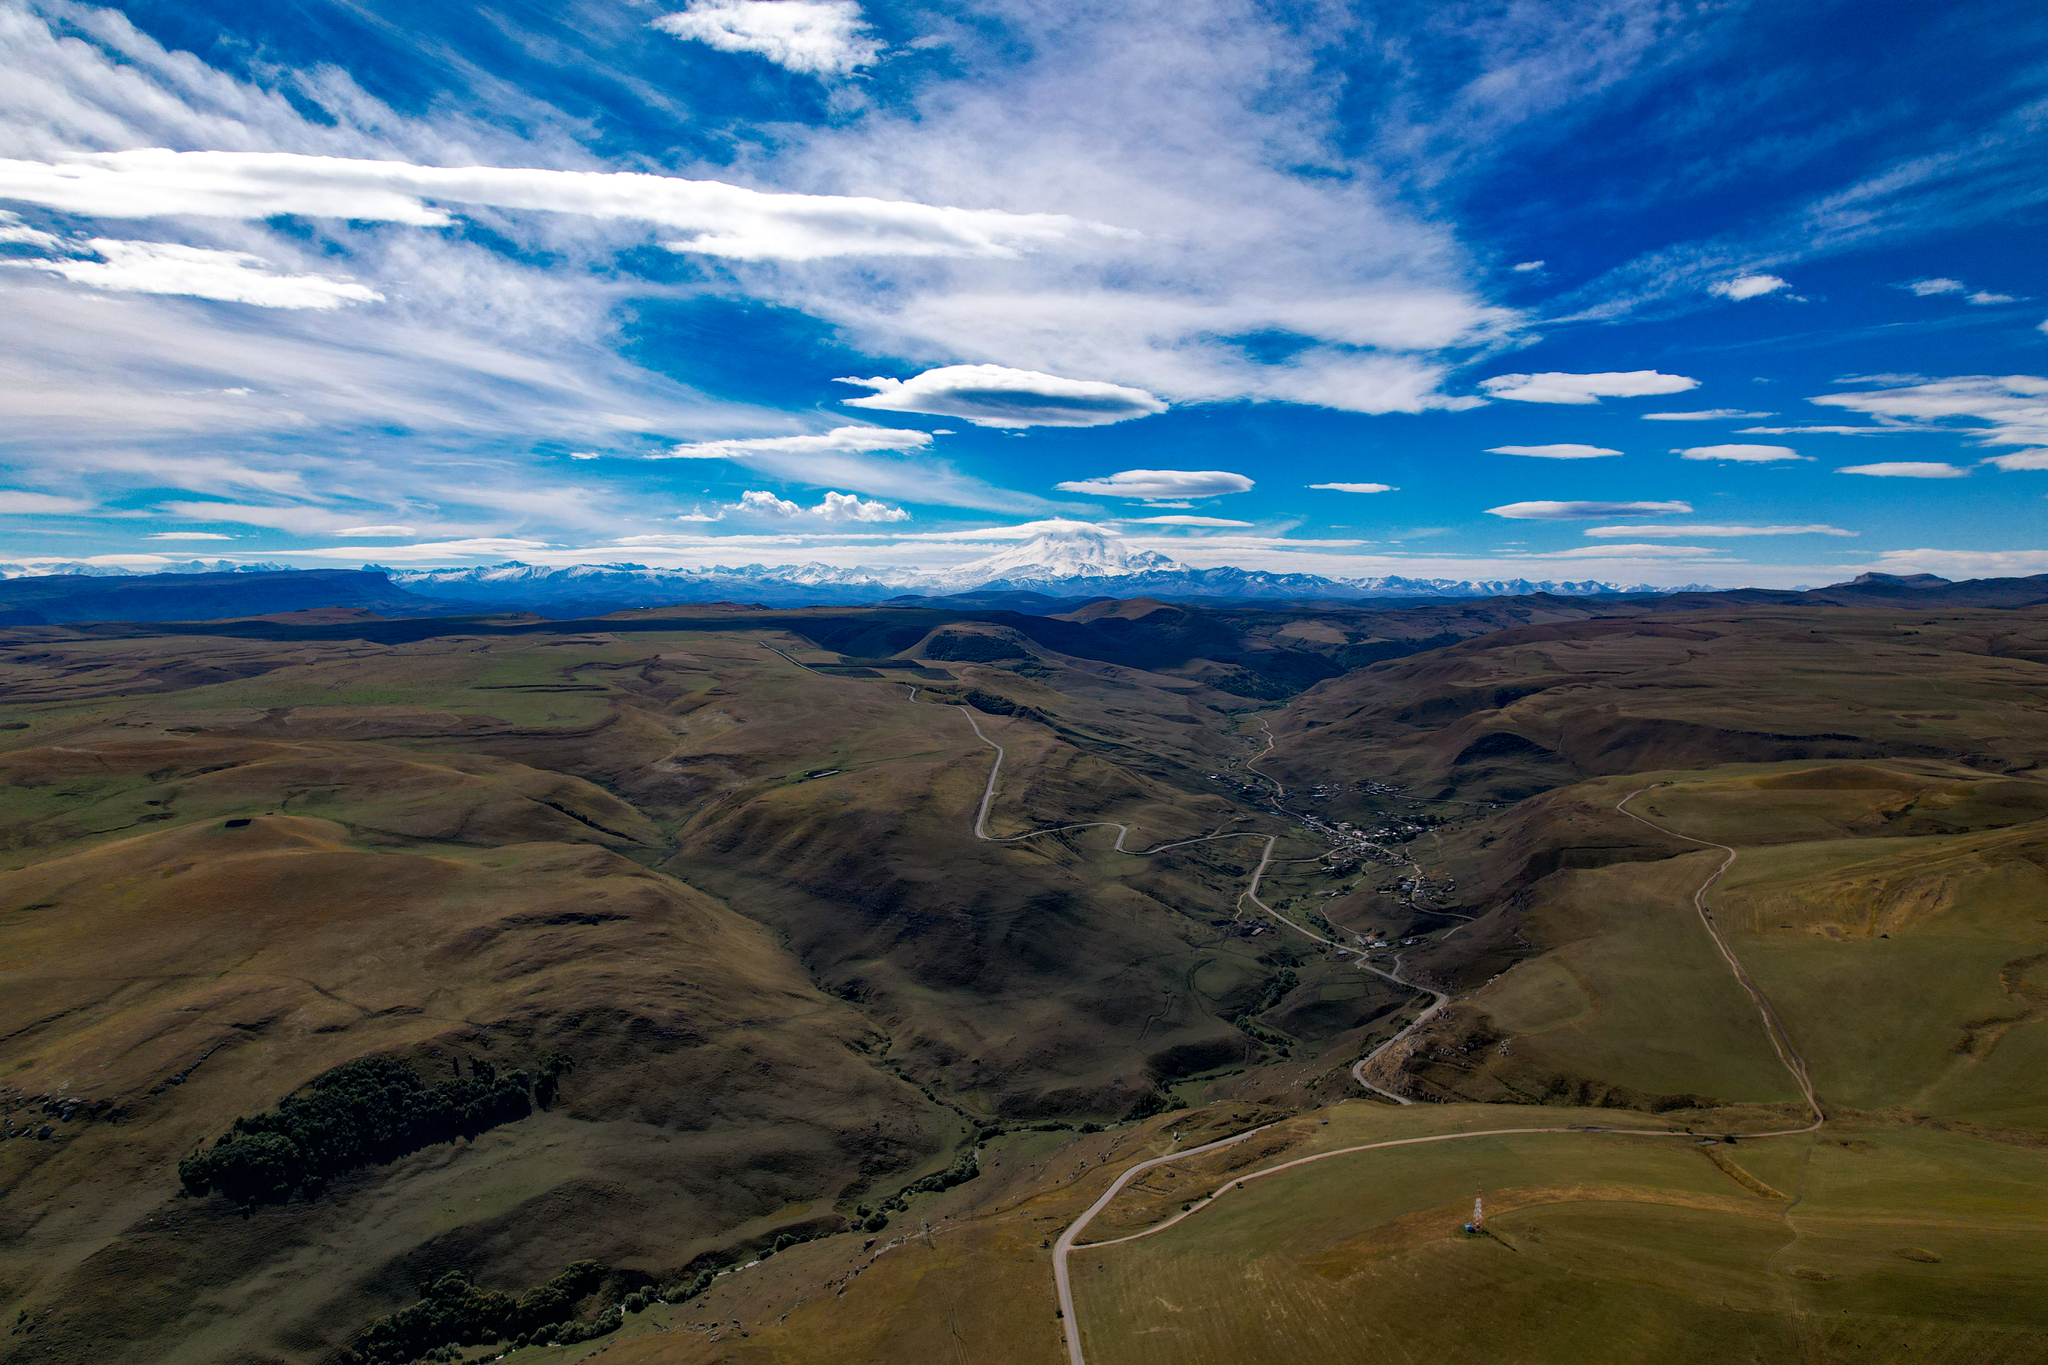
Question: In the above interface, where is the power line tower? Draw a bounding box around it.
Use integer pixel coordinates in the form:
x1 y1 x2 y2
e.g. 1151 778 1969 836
1463 1188 1484 1235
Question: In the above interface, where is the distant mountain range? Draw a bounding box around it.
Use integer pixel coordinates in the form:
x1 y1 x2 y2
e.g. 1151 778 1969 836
0 530 1719 609
0 555 2044 630
369 530 1720 609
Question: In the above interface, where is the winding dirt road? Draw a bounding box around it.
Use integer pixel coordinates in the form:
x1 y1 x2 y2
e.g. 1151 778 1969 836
1615 784 1822 1119
1050 781 1828 1365
955 702 1281 858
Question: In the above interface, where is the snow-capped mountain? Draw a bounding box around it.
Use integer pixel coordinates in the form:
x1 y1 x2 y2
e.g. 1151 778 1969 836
936 529 1184 588
0 559 292 578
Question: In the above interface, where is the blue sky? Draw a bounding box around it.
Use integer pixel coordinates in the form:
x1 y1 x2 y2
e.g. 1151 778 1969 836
0 0 2044 586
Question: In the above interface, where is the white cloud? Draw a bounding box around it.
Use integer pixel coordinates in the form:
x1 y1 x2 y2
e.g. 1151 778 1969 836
331 538 553 561
0 150 1098 263
659 425 1046 512
1583 523 1854 538
0 490 93 515
1310 482 1397 493
1838 462 1966 478
1738 425 1904 435
1873 549 2048 577
0 210 62 251
1831 374 1932 387
735 490 802 516
1982 449 2048 471
692 4 1529 418
1054 469 1254 502
1641 410 1774 421
1891 279 2016 306
1511 260 1545 272
0 0 1542 439
727 489 907 521
1124 515 1253 526
1486 444 1621 459
144 531 236 540
0 252 765 473
1486 500 1692 520
889 518 1117 542
652 0 881 76
814 490 909 522
1814 375 2048 447
1530 543 1728 558
838 365 1166 428
1480 370 1697 404
1676 444 1806 462
156 502 427 535
1709 274 1788 300
663 426 932 460
8 238 382 309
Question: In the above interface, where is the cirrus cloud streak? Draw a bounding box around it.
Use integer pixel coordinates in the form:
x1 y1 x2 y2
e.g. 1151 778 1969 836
7 238 381 309
1583 523 1854 538
0 150 1106 262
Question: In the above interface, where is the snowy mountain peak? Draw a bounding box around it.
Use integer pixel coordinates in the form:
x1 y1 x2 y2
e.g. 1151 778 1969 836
941 528 1184 588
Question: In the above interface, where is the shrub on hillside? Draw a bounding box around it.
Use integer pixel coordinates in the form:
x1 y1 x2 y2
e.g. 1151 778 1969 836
1211 649 1345 699
924 632 1029 663
961 687 1019 715
179 1052 573 1206
349 1260 614 1365
902 1148 980 1198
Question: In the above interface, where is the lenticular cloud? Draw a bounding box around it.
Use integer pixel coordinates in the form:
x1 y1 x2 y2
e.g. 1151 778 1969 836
1054 469 1254 502
0 151 1098 262
1486 500 1693 520
837 365 1167 428
1480 371 1698 404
